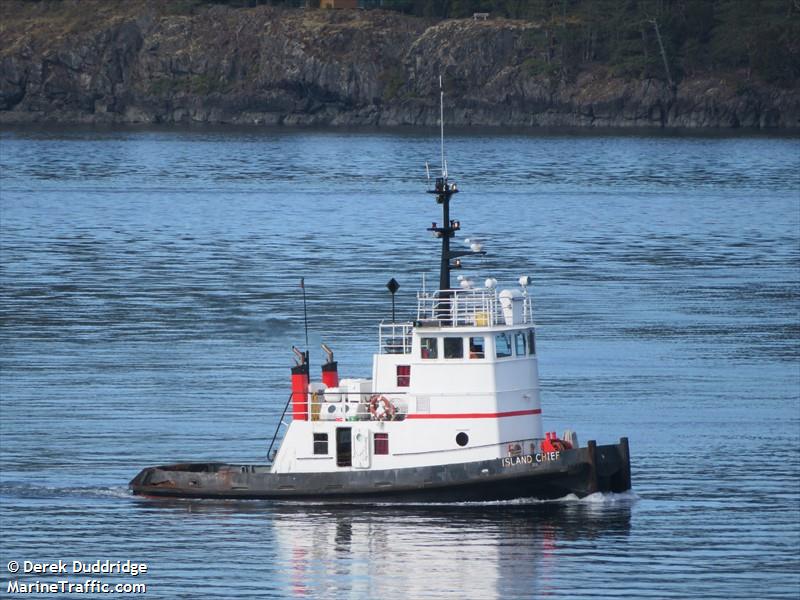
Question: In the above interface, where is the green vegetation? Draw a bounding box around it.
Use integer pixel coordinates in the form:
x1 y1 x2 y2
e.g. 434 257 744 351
188 1 798 87
147 0 800 86
381 0 798 87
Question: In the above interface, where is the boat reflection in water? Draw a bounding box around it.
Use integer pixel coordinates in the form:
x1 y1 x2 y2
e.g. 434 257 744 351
135 496 633 598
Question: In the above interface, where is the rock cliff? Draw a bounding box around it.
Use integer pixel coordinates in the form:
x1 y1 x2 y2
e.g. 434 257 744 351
1 1 798 128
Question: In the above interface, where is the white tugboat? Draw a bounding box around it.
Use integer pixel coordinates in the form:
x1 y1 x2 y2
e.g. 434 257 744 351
130 91 632 502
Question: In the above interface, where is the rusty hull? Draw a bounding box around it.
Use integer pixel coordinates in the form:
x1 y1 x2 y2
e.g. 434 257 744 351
130 438 631 502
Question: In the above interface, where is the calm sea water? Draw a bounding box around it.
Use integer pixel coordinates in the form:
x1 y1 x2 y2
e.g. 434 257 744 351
1 127 798 599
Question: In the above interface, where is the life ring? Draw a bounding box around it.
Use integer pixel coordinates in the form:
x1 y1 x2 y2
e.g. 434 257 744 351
368 395 396 421
550 438 567 452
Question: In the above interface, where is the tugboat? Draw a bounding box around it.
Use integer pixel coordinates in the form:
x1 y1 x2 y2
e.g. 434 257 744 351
130 89 632 502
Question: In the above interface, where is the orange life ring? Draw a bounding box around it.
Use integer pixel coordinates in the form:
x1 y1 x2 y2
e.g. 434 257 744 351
368 395 396 421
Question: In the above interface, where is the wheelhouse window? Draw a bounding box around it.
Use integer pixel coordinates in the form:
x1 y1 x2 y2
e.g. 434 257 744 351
514 331 527 356
313 433 328 455
421 337 438 359
469 336 485 359
527 329 536 355
495 333 512 358
374 432 389 455
443 337 464 359
396 365 410 387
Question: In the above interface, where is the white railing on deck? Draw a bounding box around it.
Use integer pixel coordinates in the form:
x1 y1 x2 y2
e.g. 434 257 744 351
378 321 413 355
416 288 533 327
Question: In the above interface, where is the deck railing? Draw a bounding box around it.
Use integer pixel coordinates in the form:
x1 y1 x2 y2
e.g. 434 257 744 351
416 288 533 327
378 321 413 355
377 289 534 355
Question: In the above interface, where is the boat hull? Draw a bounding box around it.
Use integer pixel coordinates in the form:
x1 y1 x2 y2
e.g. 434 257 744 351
129 438 631 502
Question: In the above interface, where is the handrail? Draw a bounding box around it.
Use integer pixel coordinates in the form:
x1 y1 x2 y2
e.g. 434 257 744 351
416 288 533 326
314 391 408 398
378 321 413 355
269 390 411 459
267 393 293 462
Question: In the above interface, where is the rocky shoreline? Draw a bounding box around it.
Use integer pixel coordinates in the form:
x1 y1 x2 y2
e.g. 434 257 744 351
2 2 798 129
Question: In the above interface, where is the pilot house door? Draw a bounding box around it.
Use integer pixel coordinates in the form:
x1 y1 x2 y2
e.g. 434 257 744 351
336 427 352 467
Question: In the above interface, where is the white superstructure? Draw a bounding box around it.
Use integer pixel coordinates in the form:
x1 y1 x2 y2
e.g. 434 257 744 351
271 284 544 474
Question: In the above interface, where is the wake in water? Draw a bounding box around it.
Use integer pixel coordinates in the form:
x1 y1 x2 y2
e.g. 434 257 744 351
121 490 640 511
364 490 640 508
0 481 130 500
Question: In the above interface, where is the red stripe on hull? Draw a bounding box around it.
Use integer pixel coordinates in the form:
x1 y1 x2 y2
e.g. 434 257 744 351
407 409 542 419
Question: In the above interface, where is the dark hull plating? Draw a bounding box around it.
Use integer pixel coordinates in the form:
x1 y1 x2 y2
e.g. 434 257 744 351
129 438 631 502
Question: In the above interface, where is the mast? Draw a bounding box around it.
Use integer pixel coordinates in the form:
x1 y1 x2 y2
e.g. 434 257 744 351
426 77 479 292
427 180 461 292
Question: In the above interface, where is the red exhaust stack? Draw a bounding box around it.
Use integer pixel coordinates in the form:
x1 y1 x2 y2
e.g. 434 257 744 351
321 343 339 388
291 347 309 421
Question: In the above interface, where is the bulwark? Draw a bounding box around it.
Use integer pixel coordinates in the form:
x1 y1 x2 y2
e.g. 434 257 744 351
500 452 560 467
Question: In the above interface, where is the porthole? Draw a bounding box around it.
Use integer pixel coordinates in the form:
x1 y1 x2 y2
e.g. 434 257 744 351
456 432 469 447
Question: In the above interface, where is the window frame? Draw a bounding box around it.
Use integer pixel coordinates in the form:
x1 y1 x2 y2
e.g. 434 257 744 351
420 337 439 359
443 337 464 359
495 333 512 358
374 432 389 455
468 336 485 359
313 432 328 456
527 329 536 355
514 331 527 356
396 364 411 387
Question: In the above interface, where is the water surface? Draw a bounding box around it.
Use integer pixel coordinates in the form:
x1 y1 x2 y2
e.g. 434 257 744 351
1 127 798 598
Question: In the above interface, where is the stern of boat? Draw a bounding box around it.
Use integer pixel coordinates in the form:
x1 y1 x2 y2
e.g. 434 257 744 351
580 437 632 495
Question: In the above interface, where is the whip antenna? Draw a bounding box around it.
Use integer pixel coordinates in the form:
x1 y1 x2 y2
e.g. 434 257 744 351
300 278 309 348
439 75 446 178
